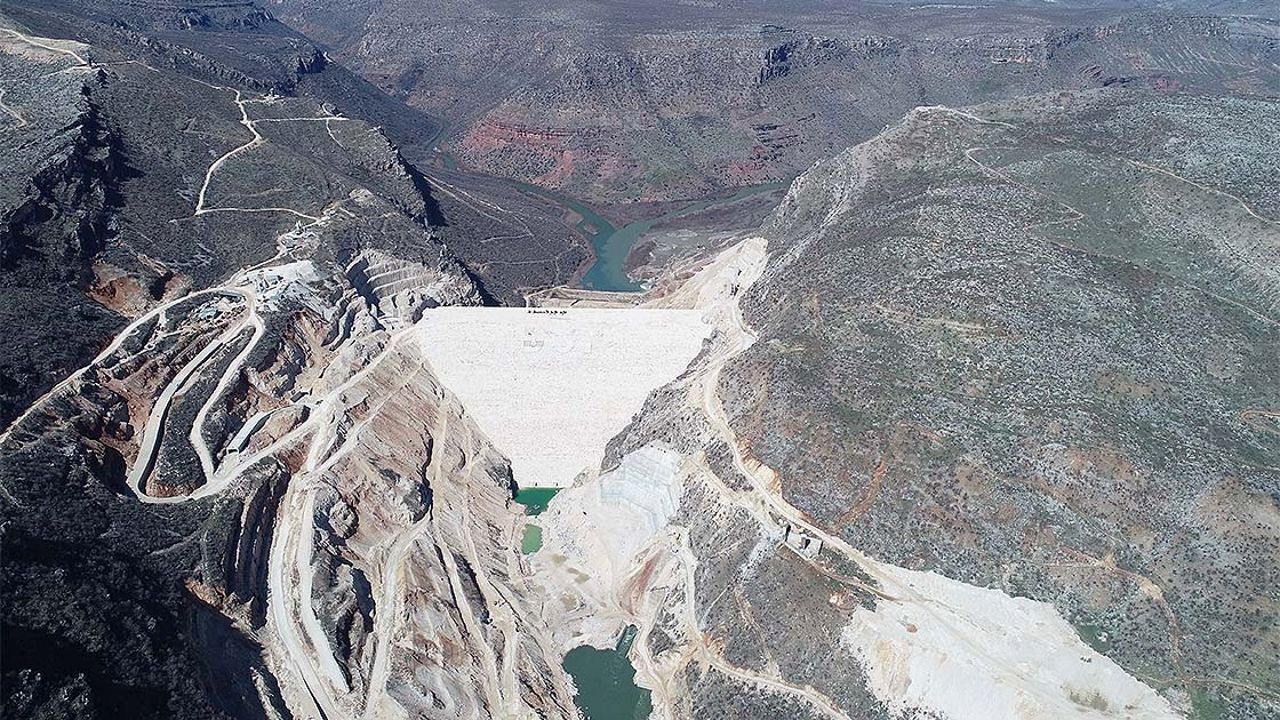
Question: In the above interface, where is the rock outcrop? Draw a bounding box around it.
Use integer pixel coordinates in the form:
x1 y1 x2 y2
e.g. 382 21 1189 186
0 17 574 719
272 0 1279 202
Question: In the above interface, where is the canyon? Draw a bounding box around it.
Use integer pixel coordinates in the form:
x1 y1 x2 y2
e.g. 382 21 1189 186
2 2 1278 720
270 0 1280 204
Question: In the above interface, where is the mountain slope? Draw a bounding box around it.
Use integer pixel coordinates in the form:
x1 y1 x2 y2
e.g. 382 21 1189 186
0 9 571 718
268 0 1280 203
722 90 1280 717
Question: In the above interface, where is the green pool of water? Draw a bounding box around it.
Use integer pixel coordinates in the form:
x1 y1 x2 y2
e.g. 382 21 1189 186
514 487 559 516
563 626 653 720
520 524 543 554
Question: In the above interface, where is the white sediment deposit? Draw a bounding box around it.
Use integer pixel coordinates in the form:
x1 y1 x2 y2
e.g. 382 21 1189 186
841 563 1183 720
414 307 710 487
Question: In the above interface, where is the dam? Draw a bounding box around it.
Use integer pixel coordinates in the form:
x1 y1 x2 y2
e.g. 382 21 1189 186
414 306 711 488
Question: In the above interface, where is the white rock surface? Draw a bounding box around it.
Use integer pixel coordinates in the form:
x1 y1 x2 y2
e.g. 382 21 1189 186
531 444 687 647
841 563 1183 720
599 445 682 537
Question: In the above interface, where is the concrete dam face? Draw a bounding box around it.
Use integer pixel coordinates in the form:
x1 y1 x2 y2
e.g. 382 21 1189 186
414 306 711 488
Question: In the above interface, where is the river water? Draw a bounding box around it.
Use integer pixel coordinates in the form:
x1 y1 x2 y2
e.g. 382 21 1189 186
515 487 558 554
514 487 559 515
431 140 787 293
513 181 788 293
562 626 653 720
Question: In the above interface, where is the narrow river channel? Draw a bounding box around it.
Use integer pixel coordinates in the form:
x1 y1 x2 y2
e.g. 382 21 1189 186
512 180 788 293
431 148 786 293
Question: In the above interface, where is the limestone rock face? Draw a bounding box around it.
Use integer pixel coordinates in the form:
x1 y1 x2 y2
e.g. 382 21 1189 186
1 233 578 718
0 30 576 708
345 248 484 324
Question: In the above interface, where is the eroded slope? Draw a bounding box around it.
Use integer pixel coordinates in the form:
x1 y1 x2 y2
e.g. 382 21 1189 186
721 91 1280 717
270 0 1279 203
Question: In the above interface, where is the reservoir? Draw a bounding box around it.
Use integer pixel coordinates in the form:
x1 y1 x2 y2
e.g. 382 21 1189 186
563 626 653 720
513 181 788 293
429 129 787 294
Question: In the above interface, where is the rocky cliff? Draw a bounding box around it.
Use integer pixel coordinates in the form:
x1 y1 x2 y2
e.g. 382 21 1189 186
3 4 1279 720
269 0 1279 203
0 14 576 717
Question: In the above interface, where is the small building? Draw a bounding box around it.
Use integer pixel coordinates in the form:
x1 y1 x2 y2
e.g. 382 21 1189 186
784 524 822 559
